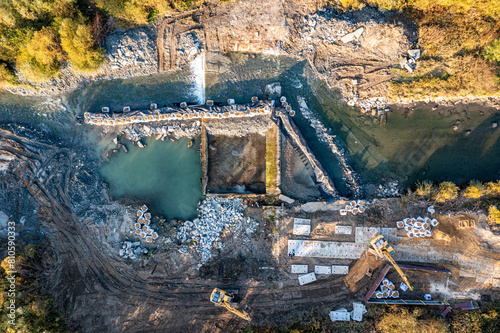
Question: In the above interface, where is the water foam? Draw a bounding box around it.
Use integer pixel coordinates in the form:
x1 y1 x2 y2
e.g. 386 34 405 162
188 52 205 105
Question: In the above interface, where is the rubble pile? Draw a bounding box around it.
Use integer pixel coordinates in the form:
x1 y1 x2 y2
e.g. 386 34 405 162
123 122 200 142
358 97 388 113
119 241 149 260
296 9 353 48
177 197 258 264
176 32 203 64
105 28 157 73
376 181 401 197
397 215 438 238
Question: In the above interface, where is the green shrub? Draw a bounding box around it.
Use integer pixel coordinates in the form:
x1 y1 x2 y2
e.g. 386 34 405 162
484 39 500 63
434 181 459 203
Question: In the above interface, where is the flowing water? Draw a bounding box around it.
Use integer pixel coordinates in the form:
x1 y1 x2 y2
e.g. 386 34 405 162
0 53 499 214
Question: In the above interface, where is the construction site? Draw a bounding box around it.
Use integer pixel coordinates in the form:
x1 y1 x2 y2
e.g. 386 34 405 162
1 89 499 332
1 1 499 332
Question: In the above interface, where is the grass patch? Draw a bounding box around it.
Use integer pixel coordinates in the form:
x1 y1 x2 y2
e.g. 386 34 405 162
265 124 279 194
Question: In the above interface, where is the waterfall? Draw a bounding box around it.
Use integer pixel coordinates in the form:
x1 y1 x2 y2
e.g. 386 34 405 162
188 52 205 105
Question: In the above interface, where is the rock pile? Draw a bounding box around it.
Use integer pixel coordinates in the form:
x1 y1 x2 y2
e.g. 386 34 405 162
296 96 361 196
105 28 157 74
176 32 203 64
119 241 149 260
376 181 401 197
177 197 258 264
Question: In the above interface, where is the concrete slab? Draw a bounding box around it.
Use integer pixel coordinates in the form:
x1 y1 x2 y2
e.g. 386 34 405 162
332 265 349 274
351 302 367 322
298 272 316 285
291 264 308 274
293 218 311 236
330 309 351 322
288 240 365 259
279 194 295 204
355 227 398 244
314 265 332 274
335 225 352 235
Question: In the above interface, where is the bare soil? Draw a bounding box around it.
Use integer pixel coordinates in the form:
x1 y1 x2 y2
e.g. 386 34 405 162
207 133 266 194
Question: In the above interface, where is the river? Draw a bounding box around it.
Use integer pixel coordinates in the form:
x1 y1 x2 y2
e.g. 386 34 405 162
0 53 499 213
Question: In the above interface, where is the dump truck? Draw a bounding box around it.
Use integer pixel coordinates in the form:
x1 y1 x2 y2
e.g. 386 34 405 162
210 288 251 321
370 235 413 291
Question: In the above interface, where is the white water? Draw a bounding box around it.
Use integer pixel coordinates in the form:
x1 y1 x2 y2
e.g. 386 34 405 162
188 52 206 105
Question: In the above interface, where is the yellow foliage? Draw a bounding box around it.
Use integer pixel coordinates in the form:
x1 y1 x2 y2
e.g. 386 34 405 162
376 306 448 333
486 181 500 196
488 205 500 225
59 17 104 72
16 28 64 82
462 180 486 199
434 181 459 202
415 180 434 198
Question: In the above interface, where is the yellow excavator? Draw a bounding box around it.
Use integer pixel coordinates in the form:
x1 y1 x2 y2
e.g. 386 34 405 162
370 235 414 291
210 288 251 321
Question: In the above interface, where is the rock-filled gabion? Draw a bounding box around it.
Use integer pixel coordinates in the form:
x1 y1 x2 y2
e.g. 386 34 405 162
374 278 399 299
83 103 273 126
340 200 366 216
396 216 438 238
177 197 258 264
134 205 159 243
280 96 295 116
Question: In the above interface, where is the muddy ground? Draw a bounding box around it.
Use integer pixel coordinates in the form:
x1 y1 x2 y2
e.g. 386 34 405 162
207 133 266 194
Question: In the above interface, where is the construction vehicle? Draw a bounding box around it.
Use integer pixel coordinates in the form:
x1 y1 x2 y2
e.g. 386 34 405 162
210 288 251 321
370 235 414 291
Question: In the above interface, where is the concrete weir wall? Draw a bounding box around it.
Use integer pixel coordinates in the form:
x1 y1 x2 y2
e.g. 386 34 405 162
200 124 208 195
275 110 337 198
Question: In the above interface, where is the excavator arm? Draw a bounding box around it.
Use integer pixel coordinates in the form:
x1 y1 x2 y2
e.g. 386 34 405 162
382 250 413 291
222 301 251 321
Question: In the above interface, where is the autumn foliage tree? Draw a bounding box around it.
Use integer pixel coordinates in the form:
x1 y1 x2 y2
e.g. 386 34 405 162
59 17 104 72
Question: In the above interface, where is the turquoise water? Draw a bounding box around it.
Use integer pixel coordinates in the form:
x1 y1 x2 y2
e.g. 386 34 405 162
99 137 202 220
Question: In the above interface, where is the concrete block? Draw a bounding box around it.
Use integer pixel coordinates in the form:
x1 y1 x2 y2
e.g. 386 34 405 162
332 265 349 274
291 264 308 274
298 272 317 285
314 265 332 274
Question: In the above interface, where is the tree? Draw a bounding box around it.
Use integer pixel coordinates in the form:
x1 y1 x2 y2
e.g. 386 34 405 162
59 17 104 72
434 181 459 203
16 28 64 82
462 180 486 199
